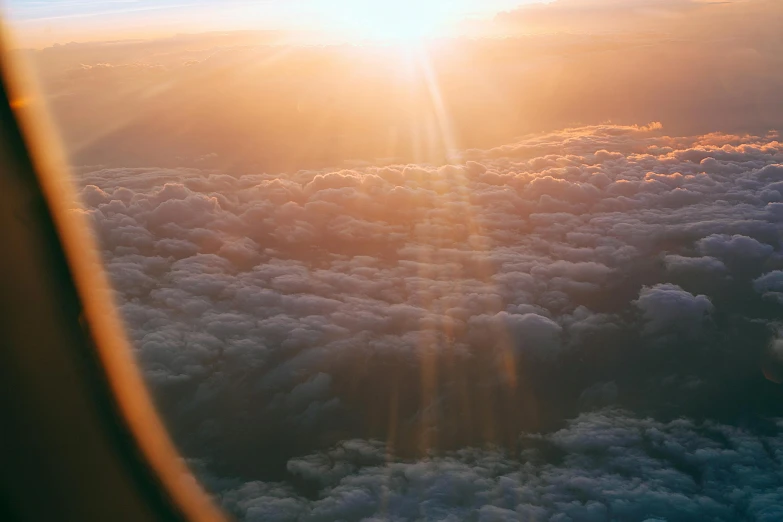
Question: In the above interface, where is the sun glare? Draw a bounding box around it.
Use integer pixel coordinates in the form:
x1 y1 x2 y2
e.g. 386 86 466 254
328 1 454 43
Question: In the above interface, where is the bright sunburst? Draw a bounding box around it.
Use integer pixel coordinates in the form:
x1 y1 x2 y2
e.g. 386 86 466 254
327 1 456 42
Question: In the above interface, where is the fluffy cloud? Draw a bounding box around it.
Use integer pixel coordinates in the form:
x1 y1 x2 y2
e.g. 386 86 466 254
75 123 783 517
754 271 783 303
634 284 713 337
468 312 563 360
664 255 727 276
697 234 776 272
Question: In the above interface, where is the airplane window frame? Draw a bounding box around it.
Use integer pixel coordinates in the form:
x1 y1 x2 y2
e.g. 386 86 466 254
0 23 225 522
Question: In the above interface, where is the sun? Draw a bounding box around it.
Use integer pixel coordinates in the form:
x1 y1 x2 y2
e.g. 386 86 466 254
327 1 455 43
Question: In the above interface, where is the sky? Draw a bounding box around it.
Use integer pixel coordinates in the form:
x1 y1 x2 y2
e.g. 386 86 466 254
2 0 539 46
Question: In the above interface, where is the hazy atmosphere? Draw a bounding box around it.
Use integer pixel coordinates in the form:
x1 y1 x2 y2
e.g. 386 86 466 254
6 0 783 520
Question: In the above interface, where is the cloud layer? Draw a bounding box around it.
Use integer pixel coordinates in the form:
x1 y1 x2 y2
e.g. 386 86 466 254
210 410 783 522
74 123 783 506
